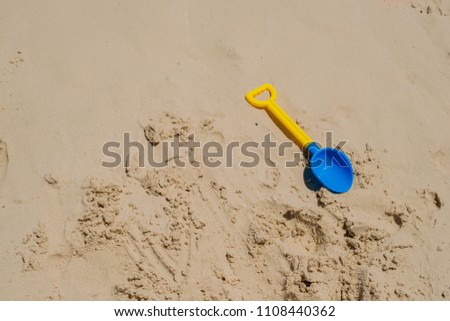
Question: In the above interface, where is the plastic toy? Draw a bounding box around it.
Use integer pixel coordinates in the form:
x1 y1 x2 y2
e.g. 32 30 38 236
245 84 353 193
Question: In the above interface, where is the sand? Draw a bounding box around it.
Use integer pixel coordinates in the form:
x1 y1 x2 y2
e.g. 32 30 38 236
1 0 449 300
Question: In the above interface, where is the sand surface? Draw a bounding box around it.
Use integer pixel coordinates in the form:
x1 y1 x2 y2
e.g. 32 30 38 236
1 0 450 300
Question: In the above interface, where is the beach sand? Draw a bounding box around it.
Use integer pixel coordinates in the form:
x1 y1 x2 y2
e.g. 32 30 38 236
1 0 449 300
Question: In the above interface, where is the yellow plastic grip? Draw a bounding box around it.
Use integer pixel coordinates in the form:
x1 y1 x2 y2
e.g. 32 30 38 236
245 83 277 109
245 84 313 150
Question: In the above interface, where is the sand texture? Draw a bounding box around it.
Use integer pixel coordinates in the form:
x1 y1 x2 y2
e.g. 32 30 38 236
1 0 450 300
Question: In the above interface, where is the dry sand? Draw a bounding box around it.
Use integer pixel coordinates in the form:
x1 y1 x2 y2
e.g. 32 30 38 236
1 0 450 300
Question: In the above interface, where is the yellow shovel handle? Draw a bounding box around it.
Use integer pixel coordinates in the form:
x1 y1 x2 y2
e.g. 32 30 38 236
245 84 313 150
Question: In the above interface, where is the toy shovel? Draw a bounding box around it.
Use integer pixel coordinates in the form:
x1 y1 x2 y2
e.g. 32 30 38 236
245 84 353 193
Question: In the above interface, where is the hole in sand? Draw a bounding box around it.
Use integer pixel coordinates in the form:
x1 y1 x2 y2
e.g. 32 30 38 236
392 214 403 227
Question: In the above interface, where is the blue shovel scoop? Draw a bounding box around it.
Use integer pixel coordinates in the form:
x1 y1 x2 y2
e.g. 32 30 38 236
245 84 353 193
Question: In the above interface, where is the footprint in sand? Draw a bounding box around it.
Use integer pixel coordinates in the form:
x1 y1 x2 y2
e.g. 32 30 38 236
17 225 48 272
420 188 443 210
0 139 8 184
9 51 24 68
431 148 449 174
